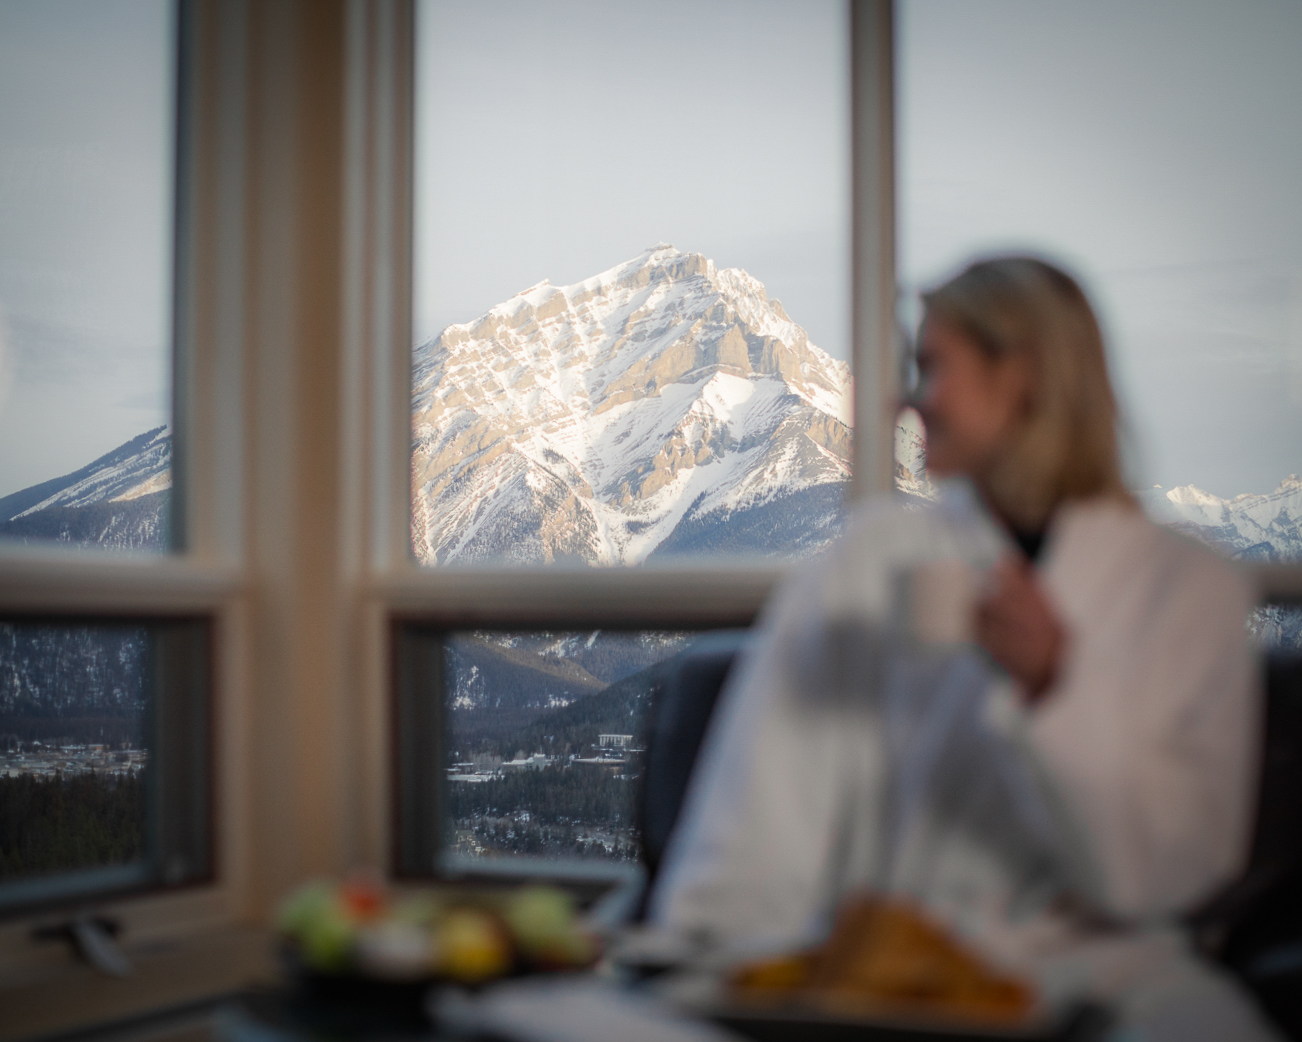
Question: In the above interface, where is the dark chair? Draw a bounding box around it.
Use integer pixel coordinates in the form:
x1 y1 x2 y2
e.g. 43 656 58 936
636 630 749 910
1191 653 1302 1040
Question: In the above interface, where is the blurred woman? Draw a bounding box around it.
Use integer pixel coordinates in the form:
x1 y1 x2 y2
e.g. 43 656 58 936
649 258 1275 1040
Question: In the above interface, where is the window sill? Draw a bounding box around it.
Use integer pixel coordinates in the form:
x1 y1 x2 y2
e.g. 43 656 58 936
373 561 781 627
0 925 276 1042
0 552 242 613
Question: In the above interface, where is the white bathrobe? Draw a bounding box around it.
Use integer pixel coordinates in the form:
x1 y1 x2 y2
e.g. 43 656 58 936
650 486 1277 1041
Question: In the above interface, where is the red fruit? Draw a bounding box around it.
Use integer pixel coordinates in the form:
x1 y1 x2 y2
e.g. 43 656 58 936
340 879 385 922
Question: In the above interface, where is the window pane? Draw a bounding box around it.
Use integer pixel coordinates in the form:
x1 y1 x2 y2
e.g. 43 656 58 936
444 630 693 864
898 0 1302 648
0 622 149 895
0 617 210 910
0 1 174 552
412 1 851 567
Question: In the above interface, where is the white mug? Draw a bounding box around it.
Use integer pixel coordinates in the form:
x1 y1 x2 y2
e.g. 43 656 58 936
900 559 980 646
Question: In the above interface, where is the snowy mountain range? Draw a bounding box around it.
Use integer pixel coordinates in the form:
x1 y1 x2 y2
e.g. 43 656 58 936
0 243 1294 581
411 245 853 565
1139 476 1302 648
1140 477 1302 564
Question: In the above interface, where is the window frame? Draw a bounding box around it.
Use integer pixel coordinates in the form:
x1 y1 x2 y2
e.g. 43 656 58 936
0 613 214 917
367 0 898 879
0 0 246 1007
364 0 899 590
389 617 756 884
2 0 1297 1033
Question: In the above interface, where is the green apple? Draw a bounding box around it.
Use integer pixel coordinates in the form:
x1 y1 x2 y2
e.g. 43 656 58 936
276 880 357 972
503 885 575 955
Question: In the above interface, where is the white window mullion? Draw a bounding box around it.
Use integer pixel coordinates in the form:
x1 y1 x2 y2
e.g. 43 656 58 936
851 0 898 498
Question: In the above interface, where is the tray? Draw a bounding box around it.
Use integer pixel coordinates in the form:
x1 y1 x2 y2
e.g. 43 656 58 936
708 999 1113 1042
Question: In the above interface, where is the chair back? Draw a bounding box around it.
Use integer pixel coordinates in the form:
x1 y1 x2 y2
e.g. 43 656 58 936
1191 653 1302 1039
637 631 749 899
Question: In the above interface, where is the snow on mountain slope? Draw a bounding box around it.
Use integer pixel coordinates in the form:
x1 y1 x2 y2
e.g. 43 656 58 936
411 245 853 565
1141 475 1302 563
11 427 170 518
0 427 171 550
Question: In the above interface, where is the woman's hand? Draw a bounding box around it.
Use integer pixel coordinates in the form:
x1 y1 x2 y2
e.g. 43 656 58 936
974 555 1066 704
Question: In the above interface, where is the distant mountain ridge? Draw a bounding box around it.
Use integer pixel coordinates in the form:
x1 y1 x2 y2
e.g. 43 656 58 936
1139 476 1302 649
411 245 853 565
1141 476 1302 564
444 631 689 752
0 427 170 550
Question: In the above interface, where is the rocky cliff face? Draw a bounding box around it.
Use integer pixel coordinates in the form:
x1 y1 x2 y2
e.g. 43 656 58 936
411 245 853 565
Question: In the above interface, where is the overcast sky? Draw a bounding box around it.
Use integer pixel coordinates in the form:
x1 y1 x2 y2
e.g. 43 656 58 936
0 0 173 500
898 0 1302 498
413 0 852 355
2 1 1297 504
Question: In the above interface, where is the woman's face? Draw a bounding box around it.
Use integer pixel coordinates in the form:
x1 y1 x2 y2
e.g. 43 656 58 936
915 317 1032 480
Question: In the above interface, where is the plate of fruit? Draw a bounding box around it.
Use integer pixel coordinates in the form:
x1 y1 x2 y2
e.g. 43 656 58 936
276 876 602 995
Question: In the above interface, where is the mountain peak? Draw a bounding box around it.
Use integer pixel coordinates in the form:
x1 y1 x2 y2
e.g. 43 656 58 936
509 278 552 299
412 250 852 566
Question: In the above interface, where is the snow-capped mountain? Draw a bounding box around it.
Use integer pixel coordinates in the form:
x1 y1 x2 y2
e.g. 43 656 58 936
0 427 170 550
1140 476 1302 564
411 245 853 565
1137 477 1302 650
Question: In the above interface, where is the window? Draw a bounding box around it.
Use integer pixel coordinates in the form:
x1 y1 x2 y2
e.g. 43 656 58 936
0 617 211 913
392 0 903 878
0 4 231 1005
395 626 728 874
0 0 222 932
411 0 854 567
1 621 150 897
6 8 1296 1037
897 0 1302 646
0 0 176 553
0 3 889 1031
384 0 897 881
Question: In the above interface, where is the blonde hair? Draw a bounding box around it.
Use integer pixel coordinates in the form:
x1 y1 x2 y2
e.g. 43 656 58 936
922 257 1132 529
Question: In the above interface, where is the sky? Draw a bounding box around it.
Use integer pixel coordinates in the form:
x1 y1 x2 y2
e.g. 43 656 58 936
0 0 173 501
413 0 852 357
419 0 1300 500
2 1 1297 504
898 0 1302 498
